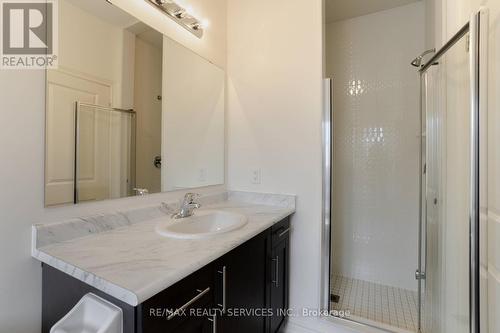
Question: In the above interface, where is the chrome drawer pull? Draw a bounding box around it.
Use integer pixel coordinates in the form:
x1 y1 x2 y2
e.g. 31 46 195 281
272 256 279 287
217 266 227 313
167 287 210 320
208 315 217 333
278 228 290 238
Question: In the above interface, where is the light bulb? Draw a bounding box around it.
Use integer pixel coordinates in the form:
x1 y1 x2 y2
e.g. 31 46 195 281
200 19 210 29
184 5 195 17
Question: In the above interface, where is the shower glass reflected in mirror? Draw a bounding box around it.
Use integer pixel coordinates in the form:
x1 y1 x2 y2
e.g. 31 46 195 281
75 104 136 203
44 0 225 207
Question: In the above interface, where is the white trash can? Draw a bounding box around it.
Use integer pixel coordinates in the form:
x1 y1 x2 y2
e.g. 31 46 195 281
50 293 123 333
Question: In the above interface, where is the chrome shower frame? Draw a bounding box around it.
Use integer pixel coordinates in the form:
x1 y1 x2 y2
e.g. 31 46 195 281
320 78 332 313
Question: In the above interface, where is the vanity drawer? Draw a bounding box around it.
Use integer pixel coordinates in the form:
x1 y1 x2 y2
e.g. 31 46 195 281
271 218 290 245
139 265 214 332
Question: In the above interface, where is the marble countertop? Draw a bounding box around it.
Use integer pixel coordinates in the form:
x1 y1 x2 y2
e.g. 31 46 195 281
32 192 295 306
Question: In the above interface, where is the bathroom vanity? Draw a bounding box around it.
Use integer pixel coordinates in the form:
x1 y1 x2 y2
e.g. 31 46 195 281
35 2 295 332
33 192 294 333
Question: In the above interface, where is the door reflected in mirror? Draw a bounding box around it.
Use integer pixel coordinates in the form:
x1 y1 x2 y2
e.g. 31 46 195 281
45 0 225 206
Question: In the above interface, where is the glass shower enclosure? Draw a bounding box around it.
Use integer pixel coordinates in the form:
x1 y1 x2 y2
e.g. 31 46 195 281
418 10 487 333
322 8 488 333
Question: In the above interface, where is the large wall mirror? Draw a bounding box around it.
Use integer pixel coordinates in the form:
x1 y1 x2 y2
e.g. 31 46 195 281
45 0 225 207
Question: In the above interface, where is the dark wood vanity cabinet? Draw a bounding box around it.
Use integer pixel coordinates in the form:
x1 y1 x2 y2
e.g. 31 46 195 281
268 219 291 333
214 230 269 333
42 218 290 333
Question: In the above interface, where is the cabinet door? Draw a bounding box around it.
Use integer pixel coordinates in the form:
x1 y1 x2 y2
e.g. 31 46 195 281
215 231 269 333
269 230 290 332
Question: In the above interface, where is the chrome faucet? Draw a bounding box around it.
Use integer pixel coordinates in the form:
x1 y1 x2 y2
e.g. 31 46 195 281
174 193 201 219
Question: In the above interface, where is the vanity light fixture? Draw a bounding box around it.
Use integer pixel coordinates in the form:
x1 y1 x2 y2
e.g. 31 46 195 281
147 0 205 38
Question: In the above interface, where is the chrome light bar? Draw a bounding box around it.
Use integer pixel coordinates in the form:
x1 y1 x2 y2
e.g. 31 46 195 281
146 0 204 38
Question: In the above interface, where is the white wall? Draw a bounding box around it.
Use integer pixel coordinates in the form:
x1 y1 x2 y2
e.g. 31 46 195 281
325 2 424 291
227 0 324 318
0 0 227 331
0 70 45 333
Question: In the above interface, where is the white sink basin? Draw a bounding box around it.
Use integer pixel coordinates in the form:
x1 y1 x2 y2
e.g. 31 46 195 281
155 210 248 239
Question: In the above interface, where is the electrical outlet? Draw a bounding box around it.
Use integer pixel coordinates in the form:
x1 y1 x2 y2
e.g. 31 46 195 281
251 169 262 184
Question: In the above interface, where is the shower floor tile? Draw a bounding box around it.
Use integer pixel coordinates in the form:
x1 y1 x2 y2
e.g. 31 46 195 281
330 275 418 332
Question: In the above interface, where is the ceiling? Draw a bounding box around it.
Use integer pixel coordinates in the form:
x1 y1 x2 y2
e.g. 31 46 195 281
128 22 164 49
65 0 138 28
325 0 421 23
65 0 163 48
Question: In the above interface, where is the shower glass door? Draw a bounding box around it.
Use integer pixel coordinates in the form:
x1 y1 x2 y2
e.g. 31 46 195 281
75 103 136 203
420 32 470 333
419 11 485 333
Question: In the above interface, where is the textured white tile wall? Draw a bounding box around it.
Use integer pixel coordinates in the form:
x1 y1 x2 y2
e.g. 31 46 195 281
325 2 425 291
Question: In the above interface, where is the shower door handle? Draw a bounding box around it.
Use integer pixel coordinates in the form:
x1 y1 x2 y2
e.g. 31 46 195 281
415 269 426 280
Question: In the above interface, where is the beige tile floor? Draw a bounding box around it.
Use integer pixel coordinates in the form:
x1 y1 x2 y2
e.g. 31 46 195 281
331 275 418 332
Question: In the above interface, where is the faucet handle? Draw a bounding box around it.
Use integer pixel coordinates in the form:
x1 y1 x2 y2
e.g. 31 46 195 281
183 193 200 203
134 188 149 196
